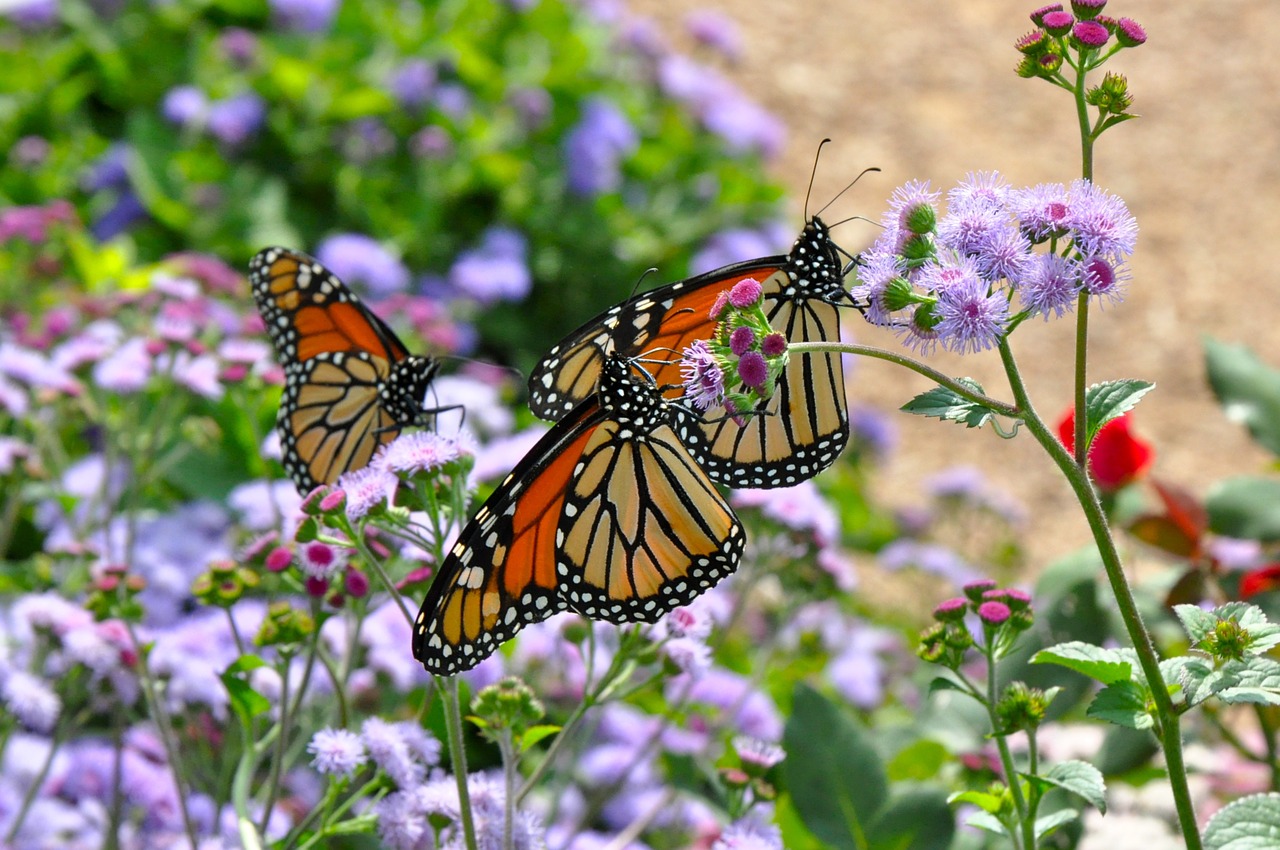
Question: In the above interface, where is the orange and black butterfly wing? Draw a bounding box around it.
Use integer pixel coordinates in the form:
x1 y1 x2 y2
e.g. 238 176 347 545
414 357 744 675
412 400 602 674
249 247 427 492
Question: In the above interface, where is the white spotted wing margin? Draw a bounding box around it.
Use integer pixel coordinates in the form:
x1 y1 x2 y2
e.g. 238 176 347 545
412 359 745 676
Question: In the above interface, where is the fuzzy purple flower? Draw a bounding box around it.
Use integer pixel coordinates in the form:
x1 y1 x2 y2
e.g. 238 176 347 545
936 200 1007 258
1066 179 1137 257
335 464 395 521
2 671 61 733
207 93 267 146
948 171 1011 212
977 600 1012 626
761 332 786 358
381 430 471 476
702 94 785 159
388 59 437 110
93 337 152 393
269 0 338 32
1041 10 1074 34
732 735 784 770
686 9 742 59
714 817 784 850
663 636 712 673
1078 254 1129 306
932 266 1008 354
1010 182 1071 241
361 717 423 788
973 225 1032 283
681 339 726 411
91 190 148 241
298 541 347 580
728 326 756 357
563 97 639 196
850 250 906 325
1018 253 1079 318
690 224 788 275
448 226 532 305
933 597 969 622
308 728 367 777
316 234 410 297
162 85 208 128
728 277 763 308
881 179 941 239
1072 20 1110 48
1116 17 1146 47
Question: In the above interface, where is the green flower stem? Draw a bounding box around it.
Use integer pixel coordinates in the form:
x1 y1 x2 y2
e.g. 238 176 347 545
439 676 479 850
1256 705 1280 791
996 339 1203 850
232 724 278 850
980 644 1031 850
785 342 1020 417
1072 292 1089 470
2 707 85 846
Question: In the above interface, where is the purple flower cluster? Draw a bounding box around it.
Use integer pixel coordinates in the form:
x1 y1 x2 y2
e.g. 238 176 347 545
448 226 533 305
852 172 1138 354
563 97 640 196
315 233 410 297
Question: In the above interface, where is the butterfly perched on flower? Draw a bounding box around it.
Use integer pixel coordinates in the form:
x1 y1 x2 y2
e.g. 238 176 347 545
527 217 855 489
413 355 744 675
249 247 443 494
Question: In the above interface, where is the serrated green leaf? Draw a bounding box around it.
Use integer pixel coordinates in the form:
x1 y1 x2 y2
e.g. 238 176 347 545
1034 809 1079 840
783 684 886 850
1174 604 1219 643
520 725 560 750
1206 477 1280 542
1204 337 1280 457
1087 681 1154 729
1174 656 1218 707
1203 792 1280 849
1217 687 1280 706
1031 641 1132 684
1083 380 1154 445
1042 760 1107 813
901 379 996 428
1216 658 1280 705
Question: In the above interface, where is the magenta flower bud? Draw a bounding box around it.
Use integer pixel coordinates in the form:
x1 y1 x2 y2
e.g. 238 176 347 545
963 579 998 602
345 568 370 598
1041 10 1074 35
729 326 756 356
737 350 768 389
265 546 293 573
1070 0 1106 19
1016 30 1049 54
1030 3 1064 25
319 488 346 513
1071 20 1109 48
300 486 328 516
709 290 731 319
1003 588 1032 611
761 332 787 357
144 338 167 357
977 601 1011 626
305 576 329 598
728 277 763 308
1116 17 1146 47
933 597 969 623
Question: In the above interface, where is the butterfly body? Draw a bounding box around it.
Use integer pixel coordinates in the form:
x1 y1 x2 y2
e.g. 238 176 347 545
250 247 440 493
528 218 851 489
414 355 744 675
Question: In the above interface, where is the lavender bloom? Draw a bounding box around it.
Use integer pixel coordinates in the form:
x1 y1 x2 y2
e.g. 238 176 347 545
563 97 639 196
878 540 979 585
432 82 473 120
4 0 58 28
936 200 1007 258
409 125 453 159
90 189 148 241
308 728 366 777
218 27 258 66
362 717 423 786
81 144 131 193
690 223 788 275
380 430 472 476
269 0 338 32
881 179 941 240
948 170 1012 211
973 224 1032 283
685 9 743 59
1010 182 1070 241
316 233 410 297
733 736 785 770
340 118 395 163
447 226 532 305
670 668 781 739
509 85 553 131
849 406 896 459
714 816 784 850
827 625 897 709
388 59 437 110
1018 252 1079 318
928 258 1008 353
334 464 396 521
1066 179 1138 257
11 135 51 168
207 92 267 145
1078 253 1130 306
702 93 785 159
850 250 905 325
162 85 208 128
375 789 429 850
92 337 152 393
681 339 726 411
2 671 61 732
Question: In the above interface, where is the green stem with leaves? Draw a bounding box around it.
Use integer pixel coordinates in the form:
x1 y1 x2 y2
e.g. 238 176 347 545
439 676 479 850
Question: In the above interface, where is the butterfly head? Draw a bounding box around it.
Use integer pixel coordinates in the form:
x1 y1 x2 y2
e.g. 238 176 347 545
788 216 850 304
382 355 441 426
598 355 666 431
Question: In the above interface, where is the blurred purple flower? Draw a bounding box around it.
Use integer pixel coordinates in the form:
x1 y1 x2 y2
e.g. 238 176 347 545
470 426 548 482
563 97 638 196
228 478 303 535
92 337 152 393
11 135 51 168
207 93 267 145
308 728 366 777
690 223 788 275
878 540 979 585
1 670 60 732
4 0 58 28
733 481 839 547
714 816 784 850
827 625 897 709
448 226 532 305
219 27 258 66
91 189 148 240
81 144 131 193
341 118 395 163
381 429 473 476
429 374 515 436
161 85 208 128
362 718 424 787
269 0 338 32
0 436 31 474
316 233 410 297
388 59 437 110
1018 252 1079 319
0 341 78 394
0 200 76 244
702 93 785 159
849 406 896 459
335 464 396 521
670 668 781 739
432 82 472 120
948 170 1012 212
686 9 743 59
509 85 553 131
409 125 453 159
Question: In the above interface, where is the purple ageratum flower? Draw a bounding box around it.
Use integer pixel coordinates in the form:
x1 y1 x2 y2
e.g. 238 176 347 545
850 250 906 326
663 635 712 672
882 179 942 241
1066 179 1138 257
1078 254 1129 306
849 406 896 459
948 170 1012 212
879 540 979 585
91 189 148 241
308 728 366 777
269 0 338 32
207 92 267 146
977 600 1011 626
928 259 1008 354
361 717 423 788
4 0 58 28
388 59 437 110
681 339 726 411
447 226 532 305
1018 252 1079 318
936 199 1007 258
563 97 639 196
409 125 453 159
381 430 471 476
728 277 763 308
1010 182 1070 241
375 789 429 850
702 92 785 160
1072 19 1110 48
2 670 61 732
972 224 1032 284
432 82 472 120
316 233 410 297
161 85 208 129
298 541 347 580
1116 17 1146 47
690 223 788 276
219 27 258 66
335 464 396 521
92 337 153 393
732 735 784 770
686 9 743 59
714 817 784 850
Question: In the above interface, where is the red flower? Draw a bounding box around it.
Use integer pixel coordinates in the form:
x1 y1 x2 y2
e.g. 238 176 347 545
1240 564 1280 599
1057 410 1154 490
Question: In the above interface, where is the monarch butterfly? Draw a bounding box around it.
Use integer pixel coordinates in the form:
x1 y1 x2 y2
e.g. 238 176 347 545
249 247 442 494
413 355 744 675
527 217 854 489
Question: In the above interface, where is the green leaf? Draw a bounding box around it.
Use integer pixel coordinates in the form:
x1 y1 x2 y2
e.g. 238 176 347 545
1206 477 1280 543
1033 809 1079 840
1217 658 1280 705
1032 641 1132 684
783 684 887 850
520 725 560 751
948 790 1004 814
1094 725 1160 776
1204 337 1280 457
1042 760 1107 813
886 740 949 782
1087 681 1154 730
867 786 955 850
961 809 1009 837
1083 380 1154 445
927 676 970 696
901 379 996 428
225 655 267 676
1174 604 1220 643
221 675 270 721
1203 792 1280 849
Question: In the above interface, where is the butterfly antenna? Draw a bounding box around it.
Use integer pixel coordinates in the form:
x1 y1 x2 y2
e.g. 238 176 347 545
814 166 882 219
804 138 833 222
628 267 661 300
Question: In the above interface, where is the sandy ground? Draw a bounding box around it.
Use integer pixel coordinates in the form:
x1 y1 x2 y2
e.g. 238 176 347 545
629 0 1280 572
